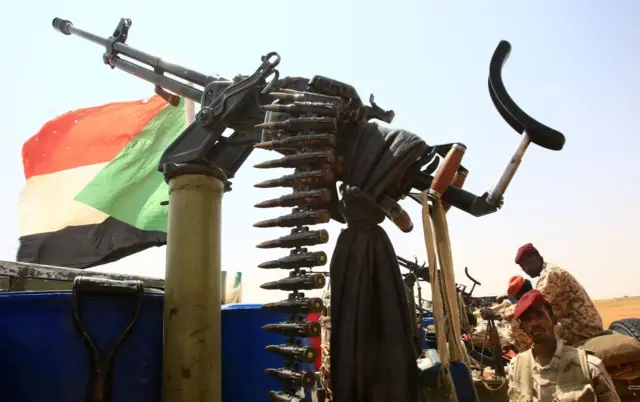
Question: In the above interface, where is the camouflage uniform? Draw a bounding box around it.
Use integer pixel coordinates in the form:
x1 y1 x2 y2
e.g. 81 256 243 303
507 339 620 401
502 304 532 352
535 263 603 346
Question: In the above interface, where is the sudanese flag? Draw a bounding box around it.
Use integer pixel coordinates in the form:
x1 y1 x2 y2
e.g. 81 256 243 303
17 95 188 269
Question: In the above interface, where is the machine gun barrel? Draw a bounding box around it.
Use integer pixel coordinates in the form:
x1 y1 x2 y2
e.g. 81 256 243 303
398 256 483 299
397 256 430 282
51 17 226 104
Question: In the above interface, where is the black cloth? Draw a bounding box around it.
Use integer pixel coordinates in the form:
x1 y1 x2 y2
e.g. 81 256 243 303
330 121 428 402
17 217 166 269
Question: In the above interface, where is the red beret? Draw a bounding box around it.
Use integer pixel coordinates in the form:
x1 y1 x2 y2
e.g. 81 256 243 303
515 243 539 264
507 276 525 297
514 290 546 320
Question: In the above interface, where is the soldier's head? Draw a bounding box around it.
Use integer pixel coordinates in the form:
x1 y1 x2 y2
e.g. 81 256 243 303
514 290 557 344
515 243 544 278
507 275 534 301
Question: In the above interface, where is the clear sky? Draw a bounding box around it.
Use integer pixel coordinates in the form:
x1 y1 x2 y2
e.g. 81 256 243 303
2 1 639 302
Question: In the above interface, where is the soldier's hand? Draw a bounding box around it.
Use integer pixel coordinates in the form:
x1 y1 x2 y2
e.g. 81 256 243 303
554 384 596 402
575 385 596 402
480 308 500 321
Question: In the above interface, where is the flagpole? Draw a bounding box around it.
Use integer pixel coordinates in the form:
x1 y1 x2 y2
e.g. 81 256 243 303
162 83 224 402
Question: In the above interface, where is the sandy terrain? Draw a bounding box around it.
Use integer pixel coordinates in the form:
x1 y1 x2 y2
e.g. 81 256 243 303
594 296 640 327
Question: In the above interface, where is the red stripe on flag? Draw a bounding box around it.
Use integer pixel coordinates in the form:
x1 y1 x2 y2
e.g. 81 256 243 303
22 96 168 179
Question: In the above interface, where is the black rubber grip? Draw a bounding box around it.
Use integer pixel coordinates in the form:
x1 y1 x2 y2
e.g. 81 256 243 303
488 40 566 151
73 276 143 297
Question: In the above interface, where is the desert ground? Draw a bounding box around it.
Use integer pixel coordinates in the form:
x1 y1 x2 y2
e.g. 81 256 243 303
594 296 640 327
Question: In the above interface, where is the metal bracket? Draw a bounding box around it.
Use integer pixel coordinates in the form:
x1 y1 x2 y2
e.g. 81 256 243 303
158 53 280 176
103 18 131 68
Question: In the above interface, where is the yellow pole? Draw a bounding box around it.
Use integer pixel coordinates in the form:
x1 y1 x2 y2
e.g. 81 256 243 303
184 83 197 125
162 91 226 402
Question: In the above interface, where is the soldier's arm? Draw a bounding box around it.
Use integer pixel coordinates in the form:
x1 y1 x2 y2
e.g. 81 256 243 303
500 304 516 321
588 356 621 402
535 268 570 319
489 299 512 312
509 322 532 352
554 319 580 346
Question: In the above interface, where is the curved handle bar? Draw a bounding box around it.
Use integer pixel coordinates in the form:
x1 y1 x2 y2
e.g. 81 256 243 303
464 266 481 286
489 40 566 151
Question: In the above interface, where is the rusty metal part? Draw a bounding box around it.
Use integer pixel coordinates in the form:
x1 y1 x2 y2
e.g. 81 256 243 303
487 319 506 377
258 250 328 269
390 209 413 233
260 273 326 291
72 276 144 402
255 117 337 133
254 189 332 209
265 344 318 363
254 134 336 151
254 169 335 190
377 195 413 233
254 150 335 169
256 229 329 249
261 297 324 314
254 211 331 229
264 368 316 388
262 321 321 338
0 260 165 292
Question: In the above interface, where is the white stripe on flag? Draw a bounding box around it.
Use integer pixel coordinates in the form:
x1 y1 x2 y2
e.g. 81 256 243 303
18 163 110 236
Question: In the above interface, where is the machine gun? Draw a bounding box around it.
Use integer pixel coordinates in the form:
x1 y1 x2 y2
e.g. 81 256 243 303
398 256 488 327
52 17 567 402
50 17 565 220
397 256 483 303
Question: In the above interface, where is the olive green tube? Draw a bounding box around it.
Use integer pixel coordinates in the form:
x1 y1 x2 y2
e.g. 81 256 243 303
162 171 225 402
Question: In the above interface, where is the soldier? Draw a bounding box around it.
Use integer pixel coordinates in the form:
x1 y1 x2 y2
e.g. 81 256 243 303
507 290 620 402
514 243 603 346
481 275 533 352
508 275 534 301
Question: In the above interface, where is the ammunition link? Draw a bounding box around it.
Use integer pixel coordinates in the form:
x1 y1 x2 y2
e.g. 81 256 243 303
255 88 342 399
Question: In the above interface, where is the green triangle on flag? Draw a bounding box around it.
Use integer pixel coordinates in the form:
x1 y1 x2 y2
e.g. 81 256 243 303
74 99 187 232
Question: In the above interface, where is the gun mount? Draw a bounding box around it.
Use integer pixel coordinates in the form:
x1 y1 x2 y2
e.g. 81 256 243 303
398 256 483 300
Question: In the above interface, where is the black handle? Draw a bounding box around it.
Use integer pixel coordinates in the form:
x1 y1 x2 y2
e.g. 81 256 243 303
73 276 144 297
71 276 143 402
464 267 481 286
488 40 566 151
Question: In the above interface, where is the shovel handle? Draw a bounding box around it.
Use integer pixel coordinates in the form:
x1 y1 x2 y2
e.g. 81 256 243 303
429 143 467 199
